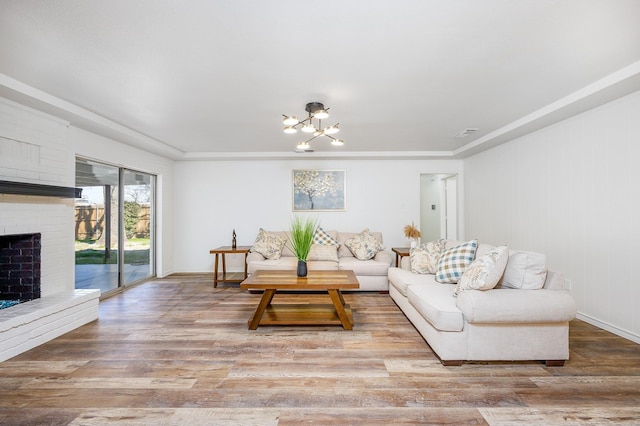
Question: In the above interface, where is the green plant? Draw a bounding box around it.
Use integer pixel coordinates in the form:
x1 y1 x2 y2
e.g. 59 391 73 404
124 201 141 239
288 216 318 261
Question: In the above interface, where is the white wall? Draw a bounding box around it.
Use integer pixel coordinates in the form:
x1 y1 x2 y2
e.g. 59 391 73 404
464 89 640 343
0 99 75 296
174 159 463 273
71 128 175 276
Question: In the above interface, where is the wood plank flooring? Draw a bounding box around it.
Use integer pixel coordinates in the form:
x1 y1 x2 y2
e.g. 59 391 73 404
0 274 639 425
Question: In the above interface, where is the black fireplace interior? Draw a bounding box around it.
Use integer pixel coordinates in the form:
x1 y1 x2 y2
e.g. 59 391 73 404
0 233 42 307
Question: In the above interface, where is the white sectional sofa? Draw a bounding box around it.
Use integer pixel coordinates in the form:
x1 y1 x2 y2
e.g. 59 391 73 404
388 240 577 366
246 229 393 291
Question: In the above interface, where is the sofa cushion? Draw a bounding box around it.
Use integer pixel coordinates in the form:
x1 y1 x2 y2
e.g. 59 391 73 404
307 244 339 262
313 227 339 246
343 229 386 260
498 250 547 290
410 239 445 274
407 283 464 332
251 228 287 260
339 257 390 276
454 245 509 296
435 239 478 283
388 267 438 296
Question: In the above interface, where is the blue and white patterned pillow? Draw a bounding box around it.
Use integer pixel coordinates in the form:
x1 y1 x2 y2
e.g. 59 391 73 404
313 227 339 246
435 239 478 283
344 228 385 261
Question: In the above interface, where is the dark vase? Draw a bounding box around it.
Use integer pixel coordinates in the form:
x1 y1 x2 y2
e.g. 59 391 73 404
297 260 308 277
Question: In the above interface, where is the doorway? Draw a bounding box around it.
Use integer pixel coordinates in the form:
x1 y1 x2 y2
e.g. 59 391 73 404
74 157 155 295
420 174 458 242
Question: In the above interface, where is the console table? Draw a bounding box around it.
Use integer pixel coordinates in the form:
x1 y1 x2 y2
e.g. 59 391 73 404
209 246 251 287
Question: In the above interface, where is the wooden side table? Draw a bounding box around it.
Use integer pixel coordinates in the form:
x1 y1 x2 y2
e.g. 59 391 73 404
391 247 411 267
209 246 251 287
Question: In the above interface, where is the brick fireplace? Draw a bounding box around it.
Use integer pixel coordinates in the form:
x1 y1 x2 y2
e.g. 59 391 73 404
0 233 42 305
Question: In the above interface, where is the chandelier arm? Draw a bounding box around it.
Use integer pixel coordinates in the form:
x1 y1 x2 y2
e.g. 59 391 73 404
304 133 322 143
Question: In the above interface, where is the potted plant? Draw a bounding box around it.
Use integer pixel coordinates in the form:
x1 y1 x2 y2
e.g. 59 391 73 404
288 216 318 277
404 222 421 248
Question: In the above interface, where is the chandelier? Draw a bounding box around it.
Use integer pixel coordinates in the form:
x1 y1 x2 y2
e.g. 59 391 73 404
282 102 345 151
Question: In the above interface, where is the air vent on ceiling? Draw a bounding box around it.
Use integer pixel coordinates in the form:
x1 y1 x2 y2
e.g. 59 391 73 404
454 128 479 138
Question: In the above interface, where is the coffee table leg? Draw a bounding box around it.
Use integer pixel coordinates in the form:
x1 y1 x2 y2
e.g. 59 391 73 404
328 289 353 330
248 289 276 330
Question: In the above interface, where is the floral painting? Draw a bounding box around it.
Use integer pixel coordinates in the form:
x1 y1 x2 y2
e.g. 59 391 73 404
292 170 346 211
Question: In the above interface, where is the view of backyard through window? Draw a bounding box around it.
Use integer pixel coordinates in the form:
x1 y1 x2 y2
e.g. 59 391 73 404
75 158 155 295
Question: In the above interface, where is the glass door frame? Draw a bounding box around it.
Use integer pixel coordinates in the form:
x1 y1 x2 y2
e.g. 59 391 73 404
75 157 156 295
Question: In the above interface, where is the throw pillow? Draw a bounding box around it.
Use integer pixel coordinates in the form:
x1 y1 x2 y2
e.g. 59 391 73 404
344 228 386 261
454 245 509 296
410 239 445 274
435 239 478 283
250 228 287 260
498 250 547 290
307 244 339 262
313 227 339 246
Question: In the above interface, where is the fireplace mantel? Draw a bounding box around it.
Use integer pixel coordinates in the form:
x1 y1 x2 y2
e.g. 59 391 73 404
0 180 82 198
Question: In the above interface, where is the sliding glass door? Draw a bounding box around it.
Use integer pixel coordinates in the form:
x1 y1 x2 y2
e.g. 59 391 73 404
75 158 155 295
122 169 155 286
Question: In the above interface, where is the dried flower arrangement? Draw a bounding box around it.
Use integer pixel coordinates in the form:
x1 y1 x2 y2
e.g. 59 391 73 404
403 222 421 239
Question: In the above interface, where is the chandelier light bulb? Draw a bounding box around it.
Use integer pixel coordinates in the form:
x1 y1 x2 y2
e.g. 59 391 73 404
331 139 344 146
313 109 329 119
324 125 339 135
283 126 297 134
283 116 298 126
297 142 311 150
301 123 316 133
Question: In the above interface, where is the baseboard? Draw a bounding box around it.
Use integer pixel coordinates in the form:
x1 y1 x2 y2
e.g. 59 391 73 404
576 312 640 344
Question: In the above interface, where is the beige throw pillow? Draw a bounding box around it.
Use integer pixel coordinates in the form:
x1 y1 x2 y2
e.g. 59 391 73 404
454 245 509 296
344 228 385 260
410 239 445 274
250 228 287 260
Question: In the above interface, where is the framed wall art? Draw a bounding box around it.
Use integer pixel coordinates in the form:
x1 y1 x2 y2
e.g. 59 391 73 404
292 169 346 211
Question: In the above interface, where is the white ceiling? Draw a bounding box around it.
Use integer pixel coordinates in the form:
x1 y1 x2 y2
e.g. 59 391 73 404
1 0 640 160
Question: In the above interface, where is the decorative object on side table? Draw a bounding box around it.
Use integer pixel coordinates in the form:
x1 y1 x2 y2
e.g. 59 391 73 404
288 216 318 277
232 229 237 249
404 222 421 248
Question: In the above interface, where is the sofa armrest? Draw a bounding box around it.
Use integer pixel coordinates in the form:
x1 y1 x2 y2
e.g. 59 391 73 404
400 256 411 271
374 250 393 265
456 288 577 323
246 251 265 263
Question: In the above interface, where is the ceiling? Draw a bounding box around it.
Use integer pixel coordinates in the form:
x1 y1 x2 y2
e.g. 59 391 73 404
1 0 640 160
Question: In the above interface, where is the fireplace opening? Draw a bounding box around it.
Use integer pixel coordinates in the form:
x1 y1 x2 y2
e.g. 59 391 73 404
0 233 41 309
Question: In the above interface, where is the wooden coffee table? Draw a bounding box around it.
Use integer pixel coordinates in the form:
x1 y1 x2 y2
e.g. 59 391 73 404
239 270 360 330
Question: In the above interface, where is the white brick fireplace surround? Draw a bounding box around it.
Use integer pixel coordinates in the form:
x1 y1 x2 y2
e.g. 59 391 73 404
0 99 100 362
